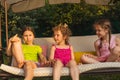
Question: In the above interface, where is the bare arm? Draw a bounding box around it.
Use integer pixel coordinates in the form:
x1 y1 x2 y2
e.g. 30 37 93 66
70 46 75 60
94 40 100 57
94 40 108 61
49 45 55 60
49 45 56 65
38 53 47 63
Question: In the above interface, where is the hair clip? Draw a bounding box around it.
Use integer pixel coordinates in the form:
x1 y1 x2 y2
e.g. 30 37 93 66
64 23 68 28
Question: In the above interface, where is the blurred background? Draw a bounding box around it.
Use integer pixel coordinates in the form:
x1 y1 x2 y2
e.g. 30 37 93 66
1 0 120 47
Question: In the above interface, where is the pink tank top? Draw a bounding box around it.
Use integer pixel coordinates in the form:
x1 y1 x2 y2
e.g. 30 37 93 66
54 45 71 66
96 35 116 61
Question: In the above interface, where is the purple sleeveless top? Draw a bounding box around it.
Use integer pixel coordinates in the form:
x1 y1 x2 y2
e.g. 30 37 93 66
54 45 71 66
96 35 116 61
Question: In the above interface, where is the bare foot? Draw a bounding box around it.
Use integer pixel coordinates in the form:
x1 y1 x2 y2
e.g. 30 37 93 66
78 63 82 65
115 56 120 62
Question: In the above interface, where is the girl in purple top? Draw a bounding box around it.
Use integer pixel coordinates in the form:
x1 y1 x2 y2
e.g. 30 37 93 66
49 23 79 80
81 19 120 63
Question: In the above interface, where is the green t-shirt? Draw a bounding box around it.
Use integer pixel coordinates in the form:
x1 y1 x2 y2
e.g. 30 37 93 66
22 44 42 62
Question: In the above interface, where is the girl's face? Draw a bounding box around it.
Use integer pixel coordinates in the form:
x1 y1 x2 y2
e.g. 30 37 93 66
23 30 34 45
53 30 65 45
95 25 108 38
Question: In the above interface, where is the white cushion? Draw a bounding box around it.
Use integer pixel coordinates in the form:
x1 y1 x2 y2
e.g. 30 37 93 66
1 62 120 77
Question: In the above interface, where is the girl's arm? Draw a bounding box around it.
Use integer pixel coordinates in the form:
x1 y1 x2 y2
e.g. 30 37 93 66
70 46 75 60
49 45 55 60
49 45 56 64
94 41 100 57
38 53 47 64
94 41 107 61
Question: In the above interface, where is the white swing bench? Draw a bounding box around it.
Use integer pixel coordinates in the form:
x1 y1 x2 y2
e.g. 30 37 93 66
1 34 120 78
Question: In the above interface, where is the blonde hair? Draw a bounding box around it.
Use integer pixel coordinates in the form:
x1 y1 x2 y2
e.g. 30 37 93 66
53 23 72 45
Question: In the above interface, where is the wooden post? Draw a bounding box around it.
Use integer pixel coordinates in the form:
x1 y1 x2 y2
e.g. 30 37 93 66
0 11 2 49
0 9 3 65
5 0 8 47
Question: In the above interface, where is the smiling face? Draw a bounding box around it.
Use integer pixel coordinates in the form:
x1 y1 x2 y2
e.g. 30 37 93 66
53 30 66 45
23 30 34 45
93 19 111 40
94 25 109 39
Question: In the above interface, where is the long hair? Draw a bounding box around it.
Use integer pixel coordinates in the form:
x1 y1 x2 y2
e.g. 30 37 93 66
93 19 112 49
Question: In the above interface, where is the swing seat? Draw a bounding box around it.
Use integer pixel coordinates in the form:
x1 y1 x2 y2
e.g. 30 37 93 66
1 62 120 77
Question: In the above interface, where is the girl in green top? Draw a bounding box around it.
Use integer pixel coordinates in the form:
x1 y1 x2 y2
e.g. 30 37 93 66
7 27 48 80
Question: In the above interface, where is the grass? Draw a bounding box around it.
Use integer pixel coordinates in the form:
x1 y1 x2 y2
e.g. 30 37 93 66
1 74 120 80
80 74 120 80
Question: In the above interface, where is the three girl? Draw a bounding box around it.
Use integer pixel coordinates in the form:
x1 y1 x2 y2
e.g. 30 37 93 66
49 23 79 80
81 19 120 63
7 27 48 80
7 19 119 80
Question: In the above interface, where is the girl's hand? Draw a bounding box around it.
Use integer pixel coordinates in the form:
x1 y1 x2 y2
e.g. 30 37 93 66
41 60 51 67
41 57 47 64
40 56 51 67
10 34 20 42
49 59 56 66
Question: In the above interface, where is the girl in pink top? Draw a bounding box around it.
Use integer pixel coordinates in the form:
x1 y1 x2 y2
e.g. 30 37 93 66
54 44 71 66
81 19 120 63
49 23 79 80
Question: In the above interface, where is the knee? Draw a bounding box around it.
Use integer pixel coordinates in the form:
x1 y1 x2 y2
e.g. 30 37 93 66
70 60 76 64
24 61 32 68
25 61 31 66
12 40 21 46
18 59 24 63
54 59 63 67
69 60 77 67
18 61 24 67
17 60 24 68
112 46 120 55
80 55 87 63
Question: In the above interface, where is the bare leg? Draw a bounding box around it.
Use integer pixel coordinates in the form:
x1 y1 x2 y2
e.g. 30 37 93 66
107 46 120 62
67 60 79 80
12 41 24 68
24 61 36 80
81 55 100 64
11 56 17 67
53 59 63 80
106 53 119 62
